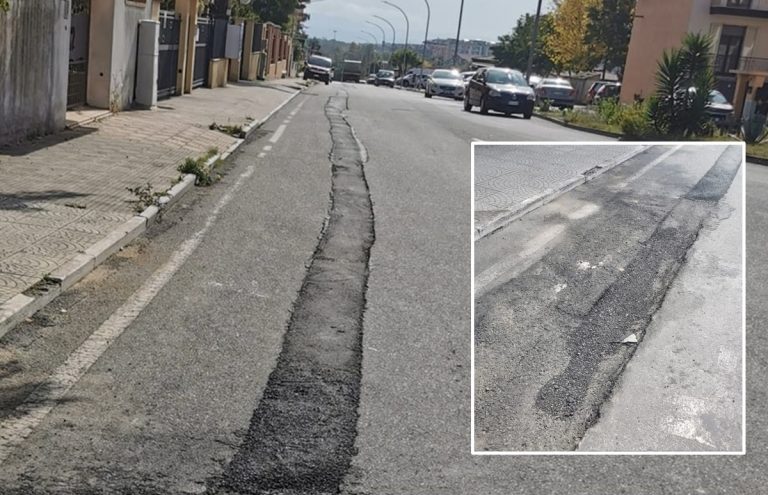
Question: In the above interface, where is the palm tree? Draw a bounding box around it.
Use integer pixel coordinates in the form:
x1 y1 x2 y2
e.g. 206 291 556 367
649 33 715 137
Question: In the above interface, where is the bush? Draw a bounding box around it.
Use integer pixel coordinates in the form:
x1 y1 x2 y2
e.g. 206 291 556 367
618 102 655 139
596 98 622 126
539 98 552 112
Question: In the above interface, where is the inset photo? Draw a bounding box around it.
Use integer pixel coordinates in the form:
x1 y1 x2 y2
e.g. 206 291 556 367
472 143 745 455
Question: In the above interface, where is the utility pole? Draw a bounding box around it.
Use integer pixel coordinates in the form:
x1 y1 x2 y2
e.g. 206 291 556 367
452 0 464 67
525 0 543 84
366 20 387 49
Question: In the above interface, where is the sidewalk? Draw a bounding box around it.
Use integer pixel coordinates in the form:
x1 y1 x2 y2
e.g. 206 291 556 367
0 79 304 335
473 144 645 239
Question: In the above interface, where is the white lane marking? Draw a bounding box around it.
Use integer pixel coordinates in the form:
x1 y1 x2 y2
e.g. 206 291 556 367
0 163 258 464
288 98 307 117
475 224 565 296
263 145 272 151
617 144 682 188
257 152 266 158
283 119 291 125
269 124 287 143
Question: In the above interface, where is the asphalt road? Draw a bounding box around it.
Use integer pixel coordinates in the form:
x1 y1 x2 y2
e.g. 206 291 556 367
0 82 763 494
474 144 743 452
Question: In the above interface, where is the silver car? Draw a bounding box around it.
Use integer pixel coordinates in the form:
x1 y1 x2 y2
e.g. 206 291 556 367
535 78 576 109
425 69 465 100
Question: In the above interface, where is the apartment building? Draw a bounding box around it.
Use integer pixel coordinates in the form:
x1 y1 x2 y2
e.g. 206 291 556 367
621 0 768 120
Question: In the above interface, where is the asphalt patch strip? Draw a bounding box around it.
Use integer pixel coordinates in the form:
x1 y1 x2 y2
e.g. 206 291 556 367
535 145 742 444
212 91 374 494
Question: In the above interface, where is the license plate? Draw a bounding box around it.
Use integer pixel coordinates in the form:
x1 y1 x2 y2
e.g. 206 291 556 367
508 101 519 106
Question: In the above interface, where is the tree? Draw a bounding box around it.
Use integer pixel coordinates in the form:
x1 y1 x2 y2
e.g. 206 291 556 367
491 13 555 75
251 0 306 27
649 33 715 137
585 0 634 78
544 0 601 74
391 48 422 75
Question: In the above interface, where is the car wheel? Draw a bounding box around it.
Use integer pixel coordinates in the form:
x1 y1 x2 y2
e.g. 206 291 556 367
504 112 511 117
523 110 532 119
463 97 472 112
425 91 432 98
480 96 489 115
325 79 329 85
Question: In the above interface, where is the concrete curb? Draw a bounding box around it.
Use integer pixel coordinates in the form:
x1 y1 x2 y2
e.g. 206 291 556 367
0 88 303 340
746 154 768 166
475 146 648 241
533 112 624 139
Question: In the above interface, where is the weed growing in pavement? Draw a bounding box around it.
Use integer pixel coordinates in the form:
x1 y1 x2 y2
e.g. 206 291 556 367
209 122 244 138
538 98 551 112
177 148 221 186
126 182 163 212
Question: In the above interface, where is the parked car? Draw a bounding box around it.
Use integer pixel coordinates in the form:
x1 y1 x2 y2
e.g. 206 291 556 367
365 73 377 84
464 67 535 118
586 80 617 104
425 69 465 100
535 78 576 109
375 70 396 87
593 82 621 103
528 74 542 88
400 72 430 88
706 89 735 125
303 55 333 85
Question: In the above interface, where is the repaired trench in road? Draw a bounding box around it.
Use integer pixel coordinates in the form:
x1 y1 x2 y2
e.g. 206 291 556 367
474 145 742 451
211 92 374 494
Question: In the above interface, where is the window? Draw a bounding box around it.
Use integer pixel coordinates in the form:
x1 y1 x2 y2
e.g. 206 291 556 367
715 26 746 75
726 0 751 7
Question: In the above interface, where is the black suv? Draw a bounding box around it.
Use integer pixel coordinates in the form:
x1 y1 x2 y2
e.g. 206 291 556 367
303 55 333 85
464 67 535 119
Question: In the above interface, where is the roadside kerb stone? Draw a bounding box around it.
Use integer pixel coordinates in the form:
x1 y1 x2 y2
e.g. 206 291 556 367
0 85 304 340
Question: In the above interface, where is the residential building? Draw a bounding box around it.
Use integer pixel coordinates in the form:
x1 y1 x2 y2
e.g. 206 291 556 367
426 38 492 64
621 0 768 120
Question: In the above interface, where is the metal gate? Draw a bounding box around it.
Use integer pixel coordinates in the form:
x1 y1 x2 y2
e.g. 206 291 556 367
193 17 212 88
67 0 90 108
158 10 181 99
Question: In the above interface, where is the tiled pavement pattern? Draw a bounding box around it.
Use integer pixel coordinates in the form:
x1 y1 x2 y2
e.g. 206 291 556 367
474 144 644 215
0 80 302 306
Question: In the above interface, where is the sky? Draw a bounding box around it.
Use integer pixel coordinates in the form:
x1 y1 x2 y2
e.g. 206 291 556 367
304 0 551 45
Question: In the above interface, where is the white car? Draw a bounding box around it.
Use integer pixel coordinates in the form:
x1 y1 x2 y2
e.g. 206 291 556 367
425 69 465 100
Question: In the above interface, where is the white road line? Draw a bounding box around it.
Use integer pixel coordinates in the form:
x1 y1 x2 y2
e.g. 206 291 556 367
257 152 266 158
269 124 287 143
289 98 307 117
263 145 272 151
0 164 257 464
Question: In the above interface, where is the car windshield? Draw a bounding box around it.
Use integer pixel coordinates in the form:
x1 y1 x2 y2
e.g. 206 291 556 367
710 90 729 104
486 69 526 86
378 70 394 77
541 79 572 87
308 56 331 68
432 70 462 80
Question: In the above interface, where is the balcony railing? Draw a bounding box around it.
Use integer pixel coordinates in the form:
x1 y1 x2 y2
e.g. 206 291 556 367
713 55 768 73
738 56 768 72
711 0 768 16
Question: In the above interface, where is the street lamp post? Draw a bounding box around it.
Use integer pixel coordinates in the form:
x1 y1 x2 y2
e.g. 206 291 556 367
361 30 378 46
372 14 396 54
382 1 409 78
420 0 430 82
525 0 543 83
366 20 387 49
453 0 465 66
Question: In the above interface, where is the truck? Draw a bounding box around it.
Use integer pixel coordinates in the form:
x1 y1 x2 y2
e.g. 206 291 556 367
341 60 363 83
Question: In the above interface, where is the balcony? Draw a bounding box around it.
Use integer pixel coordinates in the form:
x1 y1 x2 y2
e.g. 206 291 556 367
710 0 768 18
714 54 768 74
